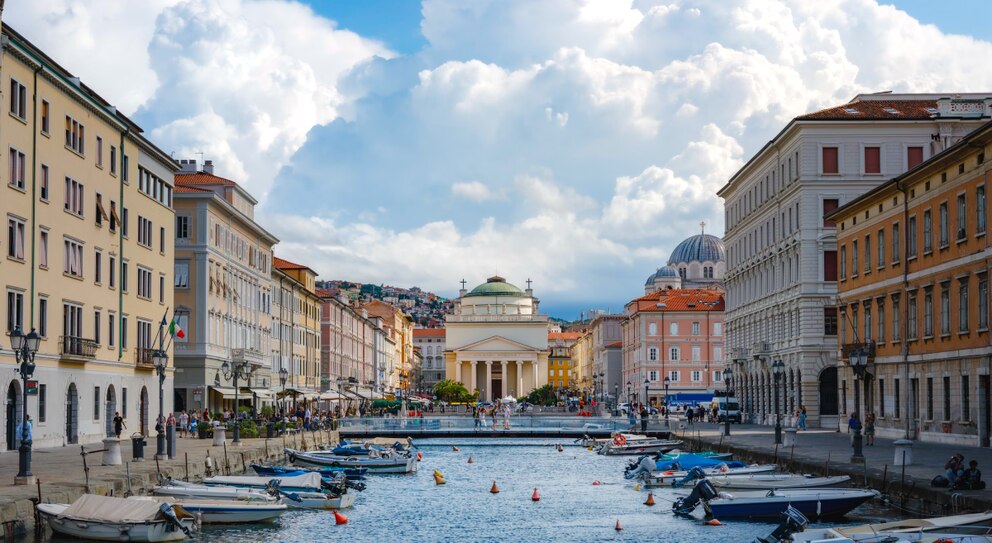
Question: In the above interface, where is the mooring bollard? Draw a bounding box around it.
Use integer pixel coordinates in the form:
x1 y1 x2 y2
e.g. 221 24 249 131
893 440 913 466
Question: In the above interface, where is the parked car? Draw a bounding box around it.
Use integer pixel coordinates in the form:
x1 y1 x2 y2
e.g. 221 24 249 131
618 403 658 416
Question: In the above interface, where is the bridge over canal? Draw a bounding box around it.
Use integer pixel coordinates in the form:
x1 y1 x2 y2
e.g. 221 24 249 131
337 416 672 439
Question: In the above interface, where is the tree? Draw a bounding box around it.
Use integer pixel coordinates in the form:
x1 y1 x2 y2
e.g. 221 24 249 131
524 384 558 406
433 379 474 403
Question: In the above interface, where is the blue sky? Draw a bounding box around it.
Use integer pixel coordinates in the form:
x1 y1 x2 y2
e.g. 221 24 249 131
10 1 992 320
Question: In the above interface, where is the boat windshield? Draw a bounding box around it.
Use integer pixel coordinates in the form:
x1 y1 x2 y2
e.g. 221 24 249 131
720 402 740 411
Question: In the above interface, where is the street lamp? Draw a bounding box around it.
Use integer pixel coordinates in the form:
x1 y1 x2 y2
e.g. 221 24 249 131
772 360 784 445
662 376 671 429
643 378 650 407
849 348 868 463
151 349 169 459
613 384 619 416
279 367 288 416
218 357 255 443
722 366 733 436
10 328 39 485
626 381 632 408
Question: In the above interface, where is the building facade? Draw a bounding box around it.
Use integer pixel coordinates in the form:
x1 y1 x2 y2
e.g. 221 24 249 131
589 315 625 401
622 289 725 407
173 161 276 415
413 328 445 391
832 120 992 446
363 300 414 395
319 291 377 398
548 332 582 390
271 257 321 406
444 276 550 401
0 25 180 448
718 93 992 428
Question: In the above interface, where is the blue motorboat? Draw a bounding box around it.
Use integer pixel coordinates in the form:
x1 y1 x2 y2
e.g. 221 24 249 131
673 478 878 520
252 463 367 480
654 454 747 471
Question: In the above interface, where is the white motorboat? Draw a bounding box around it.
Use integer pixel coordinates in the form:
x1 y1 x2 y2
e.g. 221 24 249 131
792 511 992 542
156 479 355 510
134 497 287 524
37 494 195 542
597 439 683 456
640 464 777 486
708 473 850 490
153 482 275 503
287 448 418 473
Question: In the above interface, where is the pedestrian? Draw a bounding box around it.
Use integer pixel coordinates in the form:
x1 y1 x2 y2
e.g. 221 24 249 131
864 412 876 446
179 410 189 438
113 411 126 438
847 411 861 443
304 407 312 431
798 405 808 430
639 405 648 432
954 460 986 490
491 406 497 428
711 404 718 423
473 406 480 429
686 407 695 425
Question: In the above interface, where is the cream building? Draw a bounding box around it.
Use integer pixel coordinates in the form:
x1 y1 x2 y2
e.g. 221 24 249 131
444 276 550 400
172 160 276 415
0 25 179 448
272 257 321 407
363 300 413 394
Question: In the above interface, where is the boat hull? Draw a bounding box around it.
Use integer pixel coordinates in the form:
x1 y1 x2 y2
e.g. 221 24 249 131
153 485 275 503
280 491 356 510
705 490 878 520
600 443 681 456
287 449 417 473
642 465 777 486
172 502 287 524
709 474 851 490
37 504 194 542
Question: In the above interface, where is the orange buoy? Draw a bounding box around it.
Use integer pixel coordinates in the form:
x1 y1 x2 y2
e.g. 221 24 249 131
490 481 500 494
706 519 723 526
417 452 422 461
452 446 460 452
644 492 656 506
531 488 540 501
615 519 623 531
591 480 602 486
468 456 474 464
333 510 349 525
556 444 564 452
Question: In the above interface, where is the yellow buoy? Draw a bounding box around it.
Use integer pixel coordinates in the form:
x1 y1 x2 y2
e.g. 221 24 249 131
633 484 642 491
434 470 446 485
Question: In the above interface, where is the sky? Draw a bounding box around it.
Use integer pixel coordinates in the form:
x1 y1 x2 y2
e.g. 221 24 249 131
9 0 992 320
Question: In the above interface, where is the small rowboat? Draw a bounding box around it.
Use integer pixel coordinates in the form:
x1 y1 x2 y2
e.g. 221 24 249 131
37 494 195 542
708 473 850 490
156 479 355 510
598 439 683 456
640 464 777 487
287 448 418 474
134 497 288 524
251 463 367 480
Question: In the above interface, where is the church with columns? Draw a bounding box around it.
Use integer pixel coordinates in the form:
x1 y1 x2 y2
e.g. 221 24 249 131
444 276 550 401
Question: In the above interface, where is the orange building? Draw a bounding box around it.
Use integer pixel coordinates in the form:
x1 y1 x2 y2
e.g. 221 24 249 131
831 120 992 447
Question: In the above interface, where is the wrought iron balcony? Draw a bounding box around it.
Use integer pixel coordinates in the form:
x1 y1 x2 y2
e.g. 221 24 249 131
59 336 98 360
135 347 156 369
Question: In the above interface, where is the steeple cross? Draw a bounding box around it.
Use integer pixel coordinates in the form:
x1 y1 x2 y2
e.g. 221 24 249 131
460 279 467 290
700 221 707 235
526 278 533 290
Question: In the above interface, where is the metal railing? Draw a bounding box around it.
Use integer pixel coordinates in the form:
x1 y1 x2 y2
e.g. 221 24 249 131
336 416 625 433
59 336 98 359
135 348 155 367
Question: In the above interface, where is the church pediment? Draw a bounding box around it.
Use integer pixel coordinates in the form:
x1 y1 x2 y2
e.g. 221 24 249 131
454 335 541 352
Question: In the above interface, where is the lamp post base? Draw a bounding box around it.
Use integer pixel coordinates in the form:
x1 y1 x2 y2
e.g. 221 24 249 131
14 475 35 486
851 432 865 463
774 424 782 445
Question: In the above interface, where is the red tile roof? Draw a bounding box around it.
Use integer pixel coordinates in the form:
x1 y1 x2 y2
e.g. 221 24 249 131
273 256 317 275
316 288 340 299
175 172 240 188
628 288 725 313
174 185 212 193
606 341 623 348
796 100 937 121
548 332 585 341
413 328 446 338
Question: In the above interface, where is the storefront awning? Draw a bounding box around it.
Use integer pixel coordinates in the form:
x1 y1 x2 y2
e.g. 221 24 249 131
318 391 347 401
249 388 274 399
209 386 238 399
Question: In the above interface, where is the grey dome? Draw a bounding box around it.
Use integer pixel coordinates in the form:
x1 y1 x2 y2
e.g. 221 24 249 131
644 273 657 286
645 265 678 285
667 234 725 265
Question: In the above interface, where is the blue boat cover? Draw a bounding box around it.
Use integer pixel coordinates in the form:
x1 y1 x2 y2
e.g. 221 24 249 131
654 454 746 471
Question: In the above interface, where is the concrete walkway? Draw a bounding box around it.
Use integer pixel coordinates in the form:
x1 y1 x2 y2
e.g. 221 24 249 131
0 428 337 538
668 421 992 515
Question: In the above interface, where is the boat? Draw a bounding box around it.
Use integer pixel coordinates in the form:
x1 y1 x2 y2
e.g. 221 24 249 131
791 511 992 542
160 478 356 510
37 494 195 542
286 448 418 474
638 464 778 487
153 482 276 503
673 478 878 520
134 497 288 525
323 438 416 456
708 473 850 490
251 463 367 480
598 438 683 456
659 450 733 461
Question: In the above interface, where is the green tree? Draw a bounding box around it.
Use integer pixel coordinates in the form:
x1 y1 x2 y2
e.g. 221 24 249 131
433 379 474 403
524 384 558 406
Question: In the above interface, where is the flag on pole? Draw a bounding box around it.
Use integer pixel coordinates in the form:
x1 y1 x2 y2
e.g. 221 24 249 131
168 318 185 339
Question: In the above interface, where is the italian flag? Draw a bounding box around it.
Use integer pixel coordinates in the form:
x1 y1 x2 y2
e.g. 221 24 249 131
168 319 185 339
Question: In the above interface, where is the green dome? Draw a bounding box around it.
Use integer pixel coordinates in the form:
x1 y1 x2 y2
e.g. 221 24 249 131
466 276 525 297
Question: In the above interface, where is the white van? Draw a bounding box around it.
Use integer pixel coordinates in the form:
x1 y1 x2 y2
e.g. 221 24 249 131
712 396 742 423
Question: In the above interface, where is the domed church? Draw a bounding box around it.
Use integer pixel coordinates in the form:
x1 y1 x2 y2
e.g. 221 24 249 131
645 223 726 293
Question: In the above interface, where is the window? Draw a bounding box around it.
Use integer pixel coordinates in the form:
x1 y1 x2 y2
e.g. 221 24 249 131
121 261 129 292
864 305 872 341
174 261 189 288
94 386 100 420
894 378 901 418
939 202 949 247
907 293 917 339
957 194 967 240
62 303 82 341
824 307 838 335
670 322 678 335
95 250 102 284
908 216 917 258
7 217 24 259
893 295 902 341
839 246 847 279
877 229 885 268
40 100 49 133
963 375 971 421
159 275 165 303
864 146 880 174
691 370 702 382
9 78 26 119
65 115 85 154
669 347 680 361
924 288 933 337
924 209 934 252
822 147 839 174
40 164 48 201
176 216 189 240
926 377 934 420
94 310 100 345
109 255 116 288
823 198 839 227
137 320 152 351
943 376 951 421
64 177 84 217
137 267 152 299
39 229 48 268
123 155 129 182
8 148 25 190
960 280 970 332
980 274 989 330
6 290 23 332
892 223 901 262
122 388 127 417
38 384 46 423
138 166 171 206
121 316 128 349
940 285 950 335
110 146 117 175
96 137 103 167
137 216 152 248
851 240 859 274
878 378 885 417
108 313 115 347
648 322 657 336
907 146 924 169
864 235 871 272
691 345 701 361
63 238 84 278
160 227 165 253
692 322 700 336
38 297 47 337
648 371 658 382
713 322 722 336
877 299 886 342
978 185 987 234
648 347 658 361
669 370 680 382
122 208 128 237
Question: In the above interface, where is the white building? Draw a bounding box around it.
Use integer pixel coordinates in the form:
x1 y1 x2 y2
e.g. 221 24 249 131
444 276 549 400
718 93 992 428
413 328 446 390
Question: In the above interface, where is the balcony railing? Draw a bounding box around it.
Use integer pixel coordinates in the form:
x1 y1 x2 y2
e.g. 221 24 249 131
60 336 98 360
136 348 156 368
445 314 549 323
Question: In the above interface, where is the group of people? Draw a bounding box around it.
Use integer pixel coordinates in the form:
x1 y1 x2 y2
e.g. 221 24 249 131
846 411 876 445
943 454 985 490
472 402 513 430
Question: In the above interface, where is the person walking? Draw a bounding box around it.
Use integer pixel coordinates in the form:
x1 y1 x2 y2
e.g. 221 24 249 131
179 410 189 438
847 411 861 443
113 412 126 439
798 405 808 430
686 407 695 425
639 406 649 432
473 406 480 430
864 412 876 446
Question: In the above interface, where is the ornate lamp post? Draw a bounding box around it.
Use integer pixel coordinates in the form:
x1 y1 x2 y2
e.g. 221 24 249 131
849 348 868 463
722 366 733 437
279 367 288 416
613 384 619 416
662 376 671 429
772 360 784 445
643 378 650 408
626 381 632 409
10 328 39 485
218 357 255 443
152 349 169 459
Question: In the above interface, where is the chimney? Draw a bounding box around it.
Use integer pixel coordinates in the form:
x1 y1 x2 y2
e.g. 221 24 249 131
203 160 214 175
178 159 197 174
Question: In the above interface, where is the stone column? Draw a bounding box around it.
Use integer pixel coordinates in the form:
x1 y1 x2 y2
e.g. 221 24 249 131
471 361 478 392
532 360 538 392
455 359 462 382
501 361 508 397
516 361 523 397
485 361 493 401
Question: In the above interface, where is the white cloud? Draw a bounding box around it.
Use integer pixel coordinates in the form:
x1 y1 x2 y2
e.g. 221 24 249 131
451 181 498 202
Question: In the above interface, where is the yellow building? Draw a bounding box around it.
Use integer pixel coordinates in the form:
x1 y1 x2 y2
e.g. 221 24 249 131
273 257 321 407
547 332 583 390
172 162 277 415
570 331 594 395
363 300 414 395
0 25 179 448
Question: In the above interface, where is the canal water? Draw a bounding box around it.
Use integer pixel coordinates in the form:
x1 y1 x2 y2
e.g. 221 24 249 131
44 438 896 542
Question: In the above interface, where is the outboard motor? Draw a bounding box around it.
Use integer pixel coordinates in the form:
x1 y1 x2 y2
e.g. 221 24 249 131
159 503 193 537
672 466 707 488
346 478 367 492
624 455 656 480
755 506 809 543
320 472 348 496
672 478 718 516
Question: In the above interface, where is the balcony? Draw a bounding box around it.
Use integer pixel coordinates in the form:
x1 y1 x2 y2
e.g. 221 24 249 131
231 347 266 367
751 341 771 356
135 348 156 369
445 314 549 323
59 336 98 361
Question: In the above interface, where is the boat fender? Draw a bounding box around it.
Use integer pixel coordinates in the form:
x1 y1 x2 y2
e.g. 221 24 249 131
706 519 723 526
333 511 349 525
816 500 821 520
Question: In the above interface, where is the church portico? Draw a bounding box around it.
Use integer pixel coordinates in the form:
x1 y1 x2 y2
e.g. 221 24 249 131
453 353 545 401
